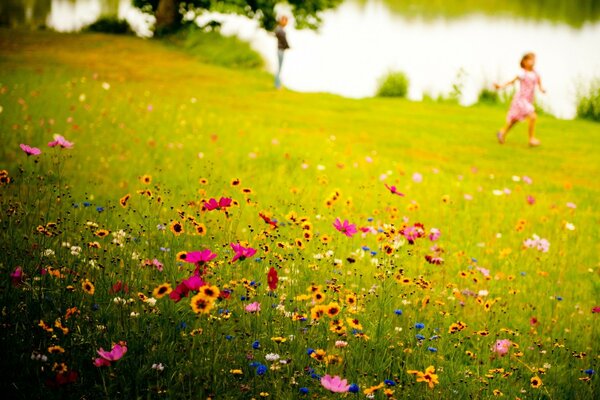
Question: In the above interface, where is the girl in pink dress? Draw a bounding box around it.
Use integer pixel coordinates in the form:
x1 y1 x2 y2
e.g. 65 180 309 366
495 53 546 146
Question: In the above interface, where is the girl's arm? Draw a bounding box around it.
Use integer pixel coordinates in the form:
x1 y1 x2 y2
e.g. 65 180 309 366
537 76 546 94
494 76 519 90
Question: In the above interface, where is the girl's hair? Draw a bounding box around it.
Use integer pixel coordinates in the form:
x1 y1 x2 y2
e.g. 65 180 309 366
520 52 535 68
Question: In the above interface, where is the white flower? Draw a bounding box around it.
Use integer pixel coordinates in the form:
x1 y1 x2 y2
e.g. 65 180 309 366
152 363 165 371
43 249 55 257
265 353 280 362
325 250 334 258
333 258 343 266
61 242 71 248
130 312 139 318
101 82 110 90
335 340 348 348
478 290 489 297
70 246 82 256
565 222 575 231
145 297 157 307
492 189 503 196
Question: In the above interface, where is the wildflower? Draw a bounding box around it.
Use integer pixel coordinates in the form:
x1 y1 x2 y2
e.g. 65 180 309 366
190 293 214 314
252 341 260 349
407 366 439 389
153 283 172 299
265 353 280 362
82 279 95 295
364 382 385 395
94 229 109 238
299 387 309 395
231 243 257 262
203 197 232 211
230 369 242 375
326 302 341 317
321 375 350 393
94 342 127 367
10 266 24 286
346 317 363 330
415 322 425 329
245 302 261 313
394 309 403 315
530 376 543 388
152 363 165 371
20 144 41 156
48 345 65 354
256 364 268 375
267 267 278 290
271 336 286 343
348 383 359 393
169 221 184 236
198 285 220 300
48 134 74 148
333 218 358 237
492 339 511 357
384 184 404 196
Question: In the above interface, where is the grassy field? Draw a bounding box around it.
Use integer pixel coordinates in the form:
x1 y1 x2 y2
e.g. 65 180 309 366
0 29 599 399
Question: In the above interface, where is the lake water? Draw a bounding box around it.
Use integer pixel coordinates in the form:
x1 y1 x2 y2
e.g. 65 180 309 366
3 0 600 119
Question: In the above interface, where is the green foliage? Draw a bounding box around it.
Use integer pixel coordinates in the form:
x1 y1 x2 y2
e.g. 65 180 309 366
376 71 409 98
477 87 499 105
133 0 343 33
83 16 133 35
577 80 600 122
164 27 264 69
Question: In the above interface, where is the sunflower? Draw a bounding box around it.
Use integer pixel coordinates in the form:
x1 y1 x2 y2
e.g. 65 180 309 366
119 194 131 207
310 349 326 361
329 319 346 334
140 175 152 185
153 283 172 299
346 317 363 330
294 238 305 249
198 285 220 300
94 229 109 238
137 292 148 302
530 376 543 388
52 362 68 373
190 293 214 314
241 188 253 195
230 178 241 187
325 302 341 318
82 279 95 295
170 221 184 236
303 231 313 241
88 241 101 248
285 211 298 223
199 177 208 185
476 330 489 337
194 223 207 236
47 345 65 354
176 251 187 262
310 305 327 320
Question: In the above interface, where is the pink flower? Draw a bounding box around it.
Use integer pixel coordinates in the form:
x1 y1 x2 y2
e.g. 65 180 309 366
476 266 490 277
203 197 232 211
10 267 24 286
230 243 256 262
522 176 533 184
592 306 600 313
245 302 261 313
333 218 357 238
185 249 217 264
412 172 423 183
94 342 127 367
566 202 577 209
48 134 74 148
169 274 206 302
527 195 535 205
401 223 425 244
152 259 163 272
320 374 350 393
384 184 404 197
491 339 511 357
20 144 41 156
335 340 348 348
428 228 441 241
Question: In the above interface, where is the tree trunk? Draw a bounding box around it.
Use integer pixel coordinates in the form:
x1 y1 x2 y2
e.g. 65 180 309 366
155 0 178 32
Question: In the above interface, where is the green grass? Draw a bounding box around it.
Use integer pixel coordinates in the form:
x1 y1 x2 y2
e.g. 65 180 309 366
0 29 599 399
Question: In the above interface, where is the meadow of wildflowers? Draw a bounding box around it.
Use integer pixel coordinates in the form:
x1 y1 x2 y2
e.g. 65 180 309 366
0 30 599 399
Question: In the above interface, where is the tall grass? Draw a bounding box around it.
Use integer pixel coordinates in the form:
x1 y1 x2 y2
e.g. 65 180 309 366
376 71 409 98
577 80 600 122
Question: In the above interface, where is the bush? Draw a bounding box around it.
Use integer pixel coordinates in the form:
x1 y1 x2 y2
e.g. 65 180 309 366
577 81 600 122
477 87 499 104
84 16 133 35
164 27 264 69
376 71 409 98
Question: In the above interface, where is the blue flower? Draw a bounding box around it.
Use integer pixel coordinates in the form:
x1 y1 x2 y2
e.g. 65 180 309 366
556 296 563 301
252 340 260 349
249 361 260 368
584 369 595 375
176 321 187 331
520 271 526 276
310 373 321 379
299 387 309 395
96 206 104 212
306 348 315 355
384 379 396 386
83 202 91 207
92 303 99 311
362 246 370 251
427 347 438 352
394 309 403 315
370 251 377 256
348 383 359 393
225 335 233 340
72 203 79 208
416 334 425 340
415 322 425 329
256 364 267 375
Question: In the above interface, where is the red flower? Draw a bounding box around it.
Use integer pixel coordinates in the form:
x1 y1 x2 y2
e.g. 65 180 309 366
592 306 600 314
267 267 278 290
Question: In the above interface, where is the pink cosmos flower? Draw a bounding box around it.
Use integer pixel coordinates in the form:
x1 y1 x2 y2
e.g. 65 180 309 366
522 176 533 184
10 266 24 286
527 195 535 205
566 202 576 209
20 144 41 156
245 302 261 313
94 342 127 367
169 274 206 302
321 374 350 393
401 223 425 244
384 184 405 196
476 266 490 277
230 243 256 262
592 306 600 313
203 197 232 211
333 218 357 238
428 228 441 241
48 134 74 148
412 172 423 183
152 259 163 272
185 249 217 264
492 339 511 357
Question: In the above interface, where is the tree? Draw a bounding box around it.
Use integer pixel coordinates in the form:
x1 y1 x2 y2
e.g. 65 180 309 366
133 0 342 34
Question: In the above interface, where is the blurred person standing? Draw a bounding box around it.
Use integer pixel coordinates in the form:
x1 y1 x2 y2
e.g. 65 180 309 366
274 16 290 89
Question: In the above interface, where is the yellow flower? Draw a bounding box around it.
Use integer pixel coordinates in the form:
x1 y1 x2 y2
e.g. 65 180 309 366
271 336 287 343
530 376 543 388
190 293 214 314
140 174 152 184
119 193 131 207
230 369 243 375
153 283 172 299
82 279 95 295
310 349 326 361
47 345 65 354
346 317 363 330
325 302 341 318
94 229 109 238
198 285 220 301
170 221 184 236
409 366 439 389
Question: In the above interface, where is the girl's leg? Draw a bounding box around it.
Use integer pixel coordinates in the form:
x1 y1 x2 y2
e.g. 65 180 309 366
498 120 516 143
527 112 540 146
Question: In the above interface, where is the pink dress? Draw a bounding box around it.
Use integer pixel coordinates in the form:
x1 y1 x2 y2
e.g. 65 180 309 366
506 70 540 123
